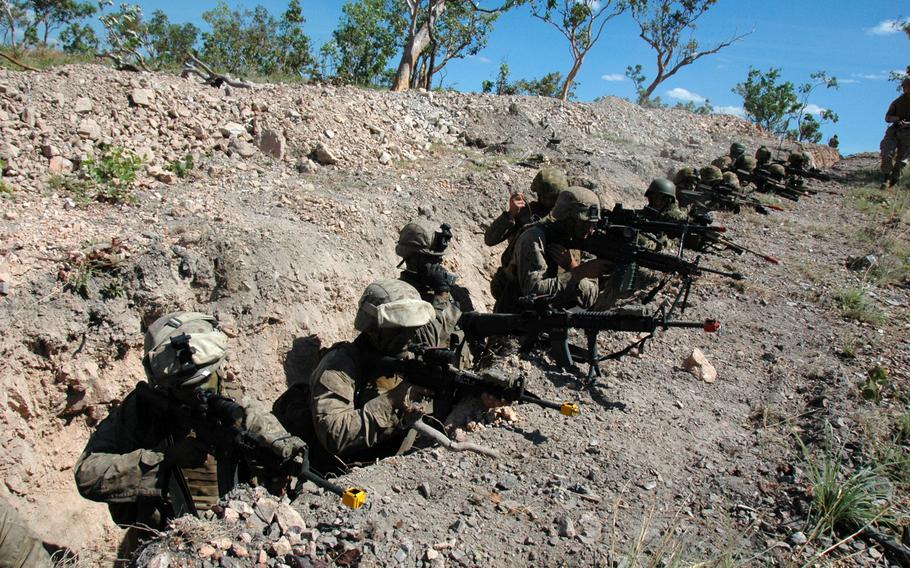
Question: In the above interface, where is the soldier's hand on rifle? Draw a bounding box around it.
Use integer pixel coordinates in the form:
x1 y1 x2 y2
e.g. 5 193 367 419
547 244 578 270
571 258 611 281
163 437 210 469
422 262 455 293
384 380 434 419
508 192 527 218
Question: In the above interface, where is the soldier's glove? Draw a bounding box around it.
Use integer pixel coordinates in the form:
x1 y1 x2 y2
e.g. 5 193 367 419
422 262 456 294
163 437 210 469
382 379 434 421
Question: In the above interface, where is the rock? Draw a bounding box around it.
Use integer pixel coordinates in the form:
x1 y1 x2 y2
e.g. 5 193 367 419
255 129 286 159
230 139 257 158
220 122 246 138
146 552 173 568
4 211 17 221
0 281 10 295
48 156 74 173
311 143 338 165
255 497 278 523
295 158 319 174
789 531 807 545
496 473 518 491
193 124 208 140
846 255 877 272
683 348 717 383
577 512 603 544
557 516 576 538
135 146 155 162
147 165 176 184
378 151 392 165
20 106 36 127
42 144 60 158
129 88 155 107
231 544 249 558
272 537 292 557
198 544 216 559
223 508 240 523
74 97 93 113
77 118 102 140
0 143 21 161
275 503 305 534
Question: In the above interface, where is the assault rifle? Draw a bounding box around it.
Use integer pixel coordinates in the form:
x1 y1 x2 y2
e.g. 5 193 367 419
606 204 779 264
734 168 804 201
135 382 366 511
375 346 580 416
774 159 832 182
460 305 719 380
677 183 785 215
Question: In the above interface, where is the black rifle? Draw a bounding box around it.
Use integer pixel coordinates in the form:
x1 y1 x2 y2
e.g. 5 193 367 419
460 305 719 381
606 204 779 264
374 346 580 416
135 382 366 510
774 159 832 182
678 183 785 215
735 168 804 201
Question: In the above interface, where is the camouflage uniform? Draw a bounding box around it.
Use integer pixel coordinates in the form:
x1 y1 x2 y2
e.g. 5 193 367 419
0 499 53 568
75 312 301 534
275 280 436 464
484 168 568 247
880 84 910 185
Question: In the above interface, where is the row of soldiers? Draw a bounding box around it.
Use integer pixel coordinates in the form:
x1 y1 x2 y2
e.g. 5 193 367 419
0 142 831 566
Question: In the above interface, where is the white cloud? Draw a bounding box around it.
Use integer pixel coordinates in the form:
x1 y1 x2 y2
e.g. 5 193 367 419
803 104 827 115
713 106 746 118
838 78 859 84
469 55 492 64
867 19 909 35
854 72 889 80
666 87 705 103
601 73 625 82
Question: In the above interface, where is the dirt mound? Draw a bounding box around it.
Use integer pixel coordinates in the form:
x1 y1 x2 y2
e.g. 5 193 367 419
0 64 867 563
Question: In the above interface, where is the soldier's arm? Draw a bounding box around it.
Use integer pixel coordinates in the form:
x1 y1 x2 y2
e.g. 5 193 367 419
0 499 53 568
74 392 166 503
885 100 901 123
516 230 579 302
484 211 517 247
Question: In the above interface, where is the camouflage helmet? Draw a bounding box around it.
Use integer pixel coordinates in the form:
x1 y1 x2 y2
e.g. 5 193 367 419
768 163 787 180
673 167 699 185
645 178 676 201
755 146 772 163
902 77 910 89
735 155 757 172
144 312 228 390
395 217 452 259
530 167 569 208
788 152 809 168
550 186 601 222
730 142 746 158
721 171 741 189
353 279 434 333
712 156 732 170
699 165 723 184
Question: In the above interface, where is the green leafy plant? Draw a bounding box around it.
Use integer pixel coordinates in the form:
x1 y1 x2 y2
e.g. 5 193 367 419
166 154 194 178
834 287 887 325
0 179 13 199
861 366 891 403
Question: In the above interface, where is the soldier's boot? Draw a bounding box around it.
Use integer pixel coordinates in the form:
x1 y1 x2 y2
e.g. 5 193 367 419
889 161 906 188
880 156 893 189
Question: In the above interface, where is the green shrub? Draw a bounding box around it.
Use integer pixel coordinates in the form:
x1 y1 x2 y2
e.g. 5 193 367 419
166 154 194 178
51 147 144 206
834 288 887 325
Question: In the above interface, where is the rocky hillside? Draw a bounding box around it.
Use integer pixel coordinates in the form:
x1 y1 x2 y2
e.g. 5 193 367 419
4 63 898 567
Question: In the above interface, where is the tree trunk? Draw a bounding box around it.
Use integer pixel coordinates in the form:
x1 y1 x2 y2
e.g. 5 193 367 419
424 45 436 90
391 0 445 92
560 56 584 101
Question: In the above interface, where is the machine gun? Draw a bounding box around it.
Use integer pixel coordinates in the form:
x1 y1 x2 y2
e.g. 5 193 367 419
734 168 805 201
606 204 779 264
460 305 719 381
774 159 832 182
374 346 580 416
136 382 366 511
678 183 785 215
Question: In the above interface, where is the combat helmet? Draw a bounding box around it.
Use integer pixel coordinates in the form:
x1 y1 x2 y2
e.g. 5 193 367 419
530 168 569 209
550 187 601 222
730 142 746 159
395 218 453 260
645 178 677 201
788 152 809 169
768 163 787 180
699 165 723 184
354 279 434 333
755 146 772 165
673 167 699 186
144 312 228 390
721 171 741 189
735 155 757 173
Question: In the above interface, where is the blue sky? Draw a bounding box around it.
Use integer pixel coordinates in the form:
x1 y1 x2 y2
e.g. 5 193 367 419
126 1 908 155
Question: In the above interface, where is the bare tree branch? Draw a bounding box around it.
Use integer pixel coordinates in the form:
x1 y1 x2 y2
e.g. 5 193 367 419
181 54 253 89
411 420 502 459
0 50 39 71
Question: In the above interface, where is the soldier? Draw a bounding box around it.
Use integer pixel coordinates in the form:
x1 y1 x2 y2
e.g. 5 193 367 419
395 217 473 350
712 142 746 171
700 165 724 187
494 187 609 313
0 498 54 567
75 312 306 549
755 146 772 168
642 178 687 222
673 167 699 193
828 134 839 149
880 77 910 188
484 167 568 247
278 280 441 464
